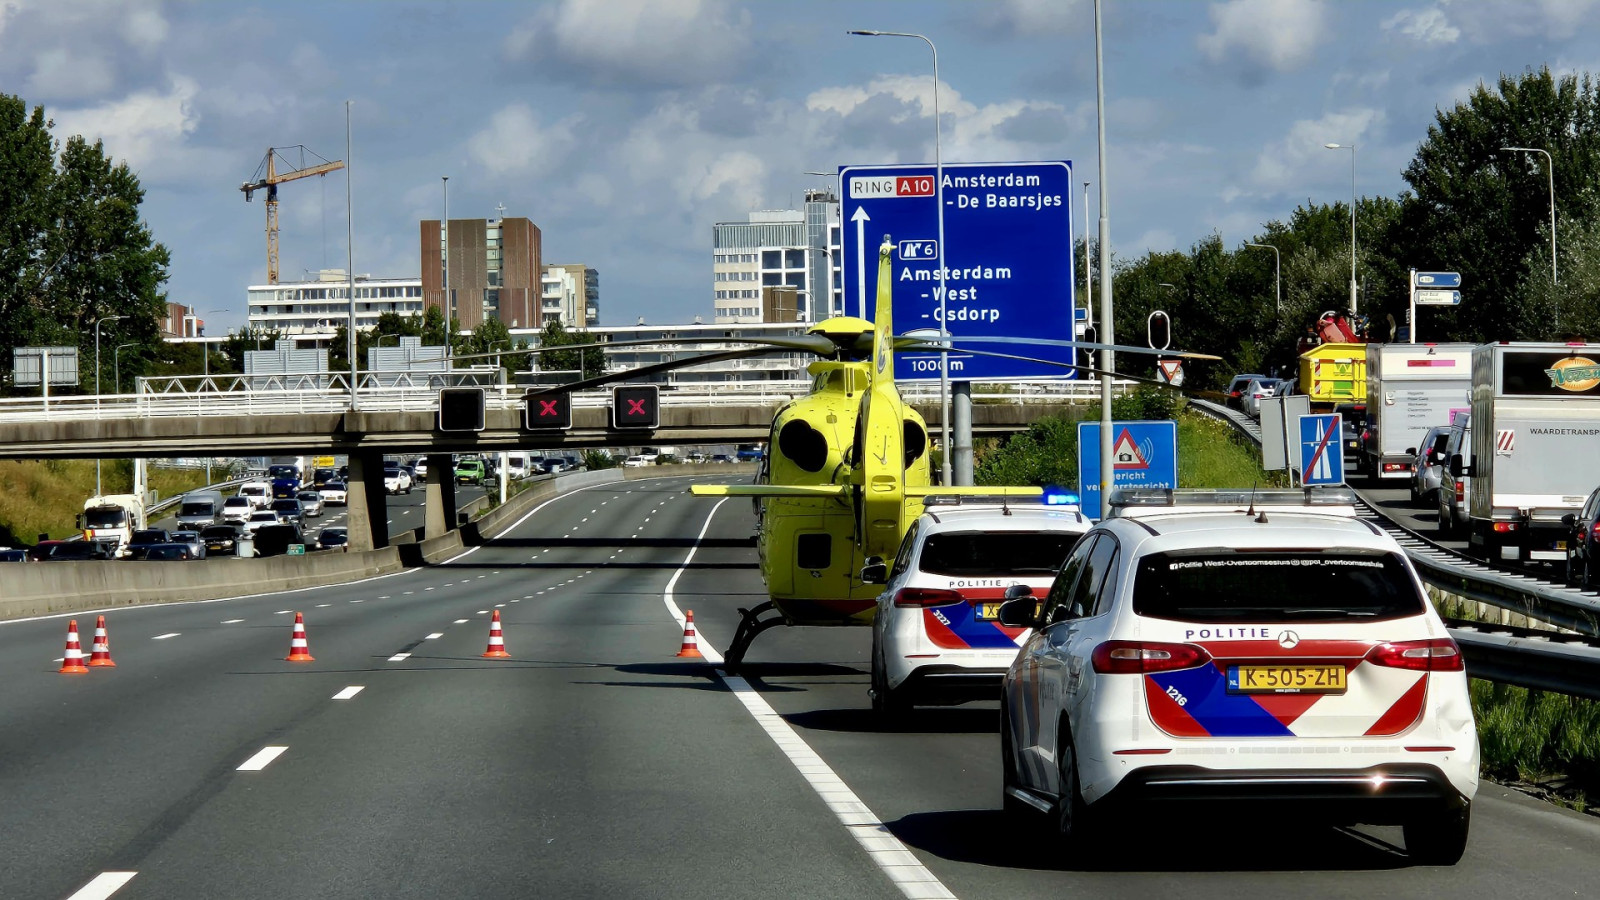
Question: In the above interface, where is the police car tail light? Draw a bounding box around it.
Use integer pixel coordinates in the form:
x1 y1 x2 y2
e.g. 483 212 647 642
892 588 964 608
1091 640 1211 674
1365 638 1463 672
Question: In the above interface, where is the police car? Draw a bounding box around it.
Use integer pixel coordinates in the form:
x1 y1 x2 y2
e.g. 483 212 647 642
866 494 1090 716
997 488 1477 865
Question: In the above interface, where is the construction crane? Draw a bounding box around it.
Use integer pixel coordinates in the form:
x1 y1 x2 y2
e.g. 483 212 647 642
240 146 345 285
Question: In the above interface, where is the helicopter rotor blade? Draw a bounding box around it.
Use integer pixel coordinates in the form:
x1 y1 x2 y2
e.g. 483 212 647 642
893 334 1223 361
523 348 775 396
895 343 1227 402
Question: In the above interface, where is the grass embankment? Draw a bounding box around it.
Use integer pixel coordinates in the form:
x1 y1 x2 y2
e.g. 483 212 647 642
0 460 211 545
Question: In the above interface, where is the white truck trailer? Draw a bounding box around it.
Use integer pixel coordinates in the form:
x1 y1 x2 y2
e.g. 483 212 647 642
1359 343 1473 481
1461 342 1600 562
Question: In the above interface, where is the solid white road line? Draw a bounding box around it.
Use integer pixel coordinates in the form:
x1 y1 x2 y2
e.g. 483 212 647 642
64 871 137 900
332 686 364 700
221 619 244 624
660 498 957 900
425 633 444 640
152 633 180 640
237 746 288 771
388 653 411 662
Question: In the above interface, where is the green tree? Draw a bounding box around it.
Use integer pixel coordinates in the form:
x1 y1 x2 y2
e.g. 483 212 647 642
1396 67 1600 342
0 95 56 367
537 318 604 379
220 325 282 373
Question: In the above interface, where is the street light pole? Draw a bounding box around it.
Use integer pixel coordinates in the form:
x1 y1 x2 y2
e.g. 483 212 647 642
848 28 954 485
1082 181 1093 330
1323 143 1358 314
92 314 127 497
1093 0 1115 517
1501 146 1557 285
346 100 358 409
1244 243 1281 314
114 343 136 395
442 175 451 368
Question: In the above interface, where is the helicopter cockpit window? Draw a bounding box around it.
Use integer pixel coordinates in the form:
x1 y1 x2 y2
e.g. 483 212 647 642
903 420 927 466
797 532 831 570
778 419 829 473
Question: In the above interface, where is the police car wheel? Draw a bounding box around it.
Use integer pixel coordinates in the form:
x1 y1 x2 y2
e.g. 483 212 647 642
1403 802 1470 865
1054 725 1095 852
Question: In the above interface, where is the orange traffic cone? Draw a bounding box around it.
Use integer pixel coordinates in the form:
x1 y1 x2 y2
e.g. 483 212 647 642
59 619 90 673
87 615 116 667
285 612 314 661
481 609 511 658
675 610 703 659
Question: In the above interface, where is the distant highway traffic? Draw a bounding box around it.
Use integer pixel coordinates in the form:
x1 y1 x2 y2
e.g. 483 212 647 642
6 475 1598 899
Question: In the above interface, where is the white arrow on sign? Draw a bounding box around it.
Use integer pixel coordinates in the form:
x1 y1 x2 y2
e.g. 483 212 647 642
851 206 870 319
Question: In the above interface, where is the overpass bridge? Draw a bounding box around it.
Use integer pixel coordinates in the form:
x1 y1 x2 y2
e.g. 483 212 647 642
0 373 1115 552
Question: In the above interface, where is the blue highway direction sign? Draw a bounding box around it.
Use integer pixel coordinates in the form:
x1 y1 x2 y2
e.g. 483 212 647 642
839 161 1076 381
1077 420 1179 520
1298 414 1345 486
1413 271 1462 289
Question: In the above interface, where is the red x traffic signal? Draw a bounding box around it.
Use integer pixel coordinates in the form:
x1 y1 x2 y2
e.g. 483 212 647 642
523 391 572 431
611 384 659 429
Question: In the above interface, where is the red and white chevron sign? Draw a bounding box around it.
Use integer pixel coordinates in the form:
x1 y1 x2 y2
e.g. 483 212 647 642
1495 429 1515 455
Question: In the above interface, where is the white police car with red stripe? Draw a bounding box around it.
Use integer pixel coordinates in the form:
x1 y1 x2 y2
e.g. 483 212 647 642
998 487 1478 864
867 493 1089 717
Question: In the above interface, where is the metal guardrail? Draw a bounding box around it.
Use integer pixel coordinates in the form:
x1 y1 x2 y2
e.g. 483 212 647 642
1190 396 1600 697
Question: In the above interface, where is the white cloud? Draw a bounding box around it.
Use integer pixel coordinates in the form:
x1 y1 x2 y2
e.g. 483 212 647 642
466 104 578 177
1382 7 1460 44
1245 108 1383 197
504 0 752 88
123 6 169 51
27 47 116 99
50 76 202 177
985 0 1088 36
1439 0 1599 41
1197 0 1328 75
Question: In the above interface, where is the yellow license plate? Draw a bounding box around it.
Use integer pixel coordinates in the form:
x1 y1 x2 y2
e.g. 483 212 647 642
978 602 1003 621
1555 541 1567 551
1229 665 1346 694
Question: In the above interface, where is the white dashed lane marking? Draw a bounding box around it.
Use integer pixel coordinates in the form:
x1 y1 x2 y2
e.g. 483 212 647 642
425 633 444 640
454 619 469 624
152 633 180 640
332 686 364 700
388 653 411 662
64 871 137 900
221 619 244 624
237 746 288 771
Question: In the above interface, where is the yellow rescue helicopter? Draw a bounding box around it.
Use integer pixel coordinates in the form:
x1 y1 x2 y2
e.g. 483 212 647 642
525 236 1220 667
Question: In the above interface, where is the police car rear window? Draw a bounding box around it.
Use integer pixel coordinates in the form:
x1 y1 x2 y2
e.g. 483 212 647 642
1132 550 1423 623
919 531 1078 577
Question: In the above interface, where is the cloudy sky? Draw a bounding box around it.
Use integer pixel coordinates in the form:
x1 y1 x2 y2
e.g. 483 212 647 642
2 0 1596 332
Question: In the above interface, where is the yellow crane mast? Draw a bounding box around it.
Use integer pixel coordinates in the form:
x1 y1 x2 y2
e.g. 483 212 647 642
240 146 346 285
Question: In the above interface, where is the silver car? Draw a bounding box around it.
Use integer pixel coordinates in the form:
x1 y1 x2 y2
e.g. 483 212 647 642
169 530 207 560
1241 377 1281 419
297 491 325 518
1409 425 1451 505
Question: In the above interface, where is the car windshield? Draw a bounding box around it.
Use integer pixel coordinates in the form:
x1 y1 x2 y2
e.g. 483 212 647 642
918 530 1080 577
179 502 213 516
252 512 277 521
268 466 297 478
1132 549 1424 623
131 530 166 543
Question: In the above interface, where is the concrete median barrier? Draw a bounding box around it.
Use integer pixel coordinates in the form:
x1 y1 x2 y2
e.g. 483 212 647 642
0 464 755 621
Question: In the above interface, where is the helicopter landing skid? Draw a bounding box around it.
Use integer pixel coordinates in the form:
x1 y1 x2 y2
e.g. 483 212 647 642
722 601 786 671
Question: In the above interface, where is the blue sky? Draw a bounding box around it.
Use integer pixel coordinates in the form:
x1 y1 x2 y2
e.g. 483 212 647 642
3 0 1596 332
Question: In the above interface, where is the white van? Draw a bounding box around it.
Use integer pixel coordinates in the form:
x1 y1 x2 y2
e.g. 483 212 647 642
237 481 273 510
507 455 530 479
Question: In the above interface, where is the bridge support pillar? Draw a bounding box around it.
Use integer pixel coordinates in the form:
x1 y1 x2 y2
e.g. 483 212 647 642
345 452 390 552
424 452 457 539
952 381 974 487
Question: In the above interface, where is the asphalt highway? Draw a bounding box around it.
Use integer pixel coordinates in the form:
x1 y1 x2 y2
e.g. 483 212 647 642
6 474 1600 899
153 480 487 545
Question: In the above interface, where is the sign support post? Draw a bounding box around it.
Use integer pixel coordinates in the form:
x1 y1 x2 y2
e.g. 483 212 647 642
1409 269 1463 343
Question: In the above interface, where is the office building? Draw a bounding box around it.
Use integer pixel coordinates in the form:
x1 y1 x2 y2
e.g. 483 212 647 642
541 263 601 327
420 215 543 331
245 270 424 335
711 190 839 325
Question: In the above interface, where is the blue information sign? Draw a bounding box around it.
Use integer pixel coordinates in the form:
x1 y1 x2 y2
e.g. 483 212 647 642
1413 271 1462 289
1298 414 1345 486
1076 420 1179 520
839 161 1076 381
